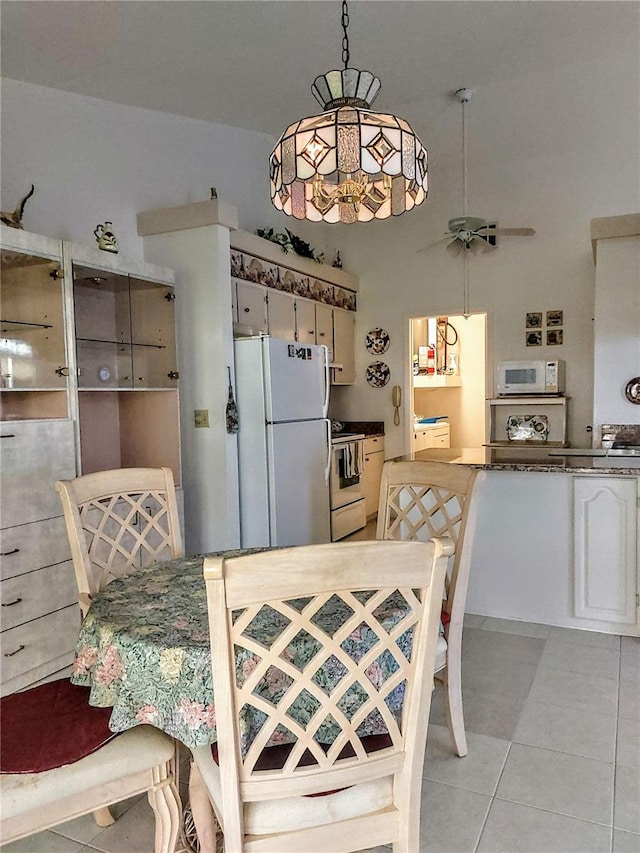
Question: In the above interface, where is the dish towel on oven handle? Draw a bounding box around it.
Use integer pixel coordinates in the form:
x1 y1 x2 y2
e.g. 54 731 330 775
343 440 364 479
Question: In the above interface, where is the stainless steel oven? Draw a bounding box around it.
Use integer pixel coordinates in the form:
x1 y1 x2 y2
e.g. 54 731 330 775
330 434 366 540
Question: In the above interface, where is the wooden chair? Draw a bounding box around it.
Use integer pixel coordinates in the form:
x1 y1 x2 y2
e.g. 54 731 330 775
189 538 451 853
55 466 183 829
376 460 479 757
0 679 181 850
56 466 183 617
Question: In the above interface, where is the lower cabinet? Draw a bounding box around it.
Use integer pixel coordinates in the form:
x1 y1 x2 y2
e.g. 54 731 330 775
573 476 638 627
413 422 450 451
362 436 385 519
0 419 79 695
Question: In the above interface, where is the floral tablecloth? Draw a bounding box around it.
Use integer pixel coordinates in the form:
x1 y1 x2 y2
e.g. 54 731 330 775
71 552 412 749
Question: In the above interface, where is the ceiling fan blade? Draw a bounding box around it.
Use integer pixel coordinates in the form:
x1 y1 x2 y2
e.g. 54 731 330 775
469 235 495 254
416 234 452 254
446 238 464 258
479 227 536 237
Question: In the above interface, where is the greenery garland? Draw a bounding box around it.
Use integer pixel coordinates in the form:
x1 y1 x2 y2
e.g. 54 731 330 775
256 227 324 264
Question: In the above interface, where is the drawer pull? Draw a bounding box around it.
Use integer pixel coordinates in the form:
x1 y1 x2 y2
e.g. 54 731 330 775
2 598 22 607
4 644 25 657
0 434 16 439
0 548 20 557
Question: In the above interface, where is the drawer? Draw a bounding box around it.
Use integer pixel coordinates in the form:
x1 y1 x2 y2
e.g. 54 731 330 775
1 561 77 630
364 436 384 454
331 500 367 541
0 516 72 580
0 605 80 686
0 420 76 527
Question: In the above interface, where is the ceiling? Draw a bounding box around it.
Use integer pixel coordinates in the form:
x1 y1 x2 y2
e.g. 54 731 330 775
2 1 636 138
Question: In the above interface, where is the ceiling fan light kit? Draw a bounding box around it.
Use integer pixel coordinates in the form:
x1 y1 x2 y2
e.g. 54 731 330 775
269 1 428 224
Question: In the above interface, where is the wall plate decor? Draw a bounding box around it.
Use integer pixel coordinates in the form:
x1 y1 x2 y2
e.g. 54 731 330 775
366 361 390 388
547 329 563 346
526 312 542 329
365 327 390 355
625 377 640 404
546 310 563 327
506 414 550 442
526 330 542 346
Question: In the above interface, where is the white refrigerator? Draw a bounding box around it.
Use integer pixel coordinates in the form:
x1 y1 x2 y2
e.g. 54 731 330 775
234 336 332 547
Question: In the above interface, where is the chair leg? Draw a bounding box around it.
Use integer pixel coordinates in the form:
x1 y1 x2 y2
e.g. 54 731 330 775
444 659 468 757
188 760 219 853
93 806 115 827
148 762 182 853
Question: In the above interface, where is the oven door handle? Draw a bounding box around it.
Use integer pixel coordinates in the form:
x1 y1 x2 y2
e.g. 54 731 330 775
324 418 332 484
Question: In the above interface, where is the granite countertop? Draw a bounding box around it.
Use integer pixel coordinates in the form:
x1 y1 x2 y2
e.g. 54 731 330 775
391 447 640 475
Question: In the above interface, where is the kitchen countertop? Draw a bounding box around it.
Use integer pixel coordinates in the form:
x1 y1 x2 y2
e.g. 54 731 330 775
391 447 640 474
339 421 385 438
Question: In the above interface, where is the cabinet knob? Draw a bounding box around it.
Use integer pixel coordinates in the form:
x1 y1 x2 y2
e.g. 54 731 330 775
244 307 250 313
167 371 180 380
319 332 325 337
55 366 70 377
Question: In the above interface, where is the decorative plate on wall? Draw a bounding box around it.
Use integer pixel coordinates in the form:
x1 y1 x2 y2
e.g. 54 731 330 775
625 377 640 404
366 361 391 388
365 328 390 355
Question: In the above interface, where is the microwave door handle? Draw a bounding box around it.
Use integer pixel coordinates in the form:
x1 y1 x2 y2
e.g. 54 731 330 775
324 419 332 483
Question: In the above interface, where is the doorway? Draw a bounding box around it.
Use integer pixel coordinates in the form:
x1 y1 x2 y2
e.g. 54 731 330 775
409 313 487 450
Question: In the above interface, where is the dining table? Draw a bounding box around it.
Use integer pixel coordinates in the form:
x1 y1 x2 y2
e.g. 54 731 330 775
71 550 413 751
70 548 417 852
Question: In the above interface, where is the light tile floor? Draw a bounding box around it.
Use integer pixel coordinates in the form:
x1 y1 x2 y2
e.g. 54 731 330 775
3 618 638 853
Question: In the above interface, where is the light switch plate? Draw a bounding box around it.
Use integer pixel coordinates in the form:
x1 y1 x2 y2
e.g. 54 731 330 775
194 409 209 428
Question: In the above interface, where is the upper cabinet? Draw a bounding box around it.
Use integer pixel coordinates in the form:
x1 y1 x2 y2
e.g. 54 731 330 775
1 230 69 421
230 229 358 385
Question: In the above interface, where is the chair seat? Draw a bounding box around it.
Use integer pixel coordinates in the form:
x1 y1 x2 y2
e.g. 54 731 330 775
1 681 115 774
2 725 176 820
192 745 394 836
435 633 448 672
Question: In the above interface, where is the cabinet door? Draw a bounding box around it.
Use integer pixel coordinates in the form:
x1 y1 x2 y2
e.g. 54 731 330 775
413 429 432 452
236 281 268 334
295 299 316 344
130 279 178 388
315 303 334 361
74 266 133 388
267 291 296 341
1 251 67 390
574 477 637 626
332 308 355 385
363 447 385 518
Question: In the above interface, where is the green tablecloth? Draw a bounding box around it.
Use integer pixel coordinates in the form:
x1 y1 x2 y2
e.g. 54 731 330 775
71 553 412 749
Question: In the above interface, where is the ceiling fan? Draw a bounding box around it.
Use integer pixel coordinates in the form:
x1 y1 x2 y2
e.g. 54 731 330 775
419 88 536 314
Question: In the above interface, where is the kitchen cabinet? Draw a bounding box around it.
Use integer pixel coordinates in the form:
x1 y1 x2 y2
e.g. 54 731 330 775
1 224 182 694
295 298 317 344
362 436 385 519
332 307 355 385
466 470 639 636
315 302 334 359
413 422 450 451
573 476 638 627
267 289 296 341
234 278 268 335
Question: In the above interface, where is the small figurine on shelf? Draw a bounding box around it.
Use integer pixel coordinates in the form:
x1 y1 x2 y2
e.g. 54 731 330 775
94 221 118 253
332 250 343 269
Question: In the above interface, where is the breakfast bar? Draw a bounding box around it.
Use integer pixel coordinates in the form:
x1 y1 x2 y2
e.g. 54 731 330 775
392 446 640 638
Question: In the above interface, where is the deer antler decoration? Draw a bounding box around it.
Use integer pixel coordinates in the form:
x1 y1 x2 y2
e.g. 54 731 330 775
1 184 35 229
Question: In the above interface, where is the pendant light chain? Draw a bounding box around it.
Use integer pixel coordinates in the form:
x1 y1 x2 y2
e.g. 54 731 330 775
341 0 350 70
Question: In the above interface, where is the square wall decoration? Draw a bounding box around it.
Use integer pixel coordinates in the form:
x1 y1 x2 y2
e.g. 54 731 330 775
526 312 542 329
546 310 563 327
526 330 542 346
547 329 563 345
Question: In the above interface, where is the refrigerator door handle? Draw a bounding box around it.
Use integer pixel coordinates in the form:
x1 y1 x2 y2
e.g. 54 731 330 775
324 418 332 483
321 344 330 417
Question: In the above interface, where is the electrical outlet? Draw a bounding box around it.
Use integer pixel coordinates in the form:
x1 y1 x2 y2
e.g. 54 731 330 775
194 409 210 428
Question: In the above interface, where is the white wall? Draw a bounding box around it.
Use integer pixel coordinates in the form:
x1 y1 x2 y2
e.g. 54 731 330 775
3 37 639 465
330 50 639 458
593 236 640 438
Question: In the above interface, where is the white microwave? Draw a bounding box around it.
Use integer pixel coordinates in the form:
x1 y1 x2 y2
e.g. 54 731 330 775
496 360 565 395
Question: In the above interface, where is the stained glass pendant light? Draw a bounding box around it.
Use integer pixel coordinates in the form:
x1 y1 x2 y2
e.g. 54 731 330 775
269 1 428 224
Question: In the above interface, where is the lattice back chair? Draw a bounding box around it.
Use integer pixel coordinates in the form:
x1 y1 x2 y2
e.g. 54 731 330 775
56 467 183 616
376 460 479 757
190 538 451 853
